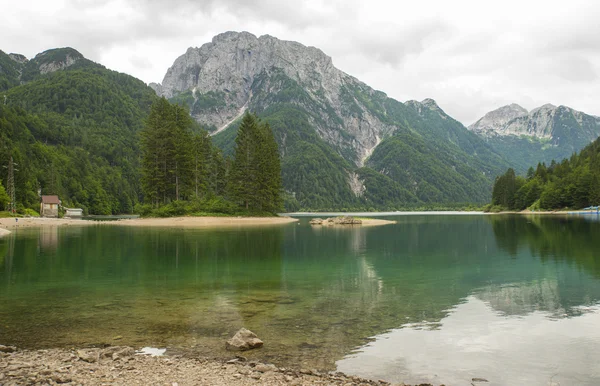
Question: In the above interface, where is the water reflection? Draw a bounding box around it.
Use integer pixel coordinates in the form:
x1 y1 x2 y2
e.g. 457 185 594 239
338 215 600 384
337 296 600 386
1 215 600 382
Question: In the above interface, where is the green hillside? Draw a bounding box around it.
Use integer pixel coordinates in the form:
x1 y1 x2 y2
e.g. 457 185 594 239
0 50 157 214
209 72 509 210
490 136 600 211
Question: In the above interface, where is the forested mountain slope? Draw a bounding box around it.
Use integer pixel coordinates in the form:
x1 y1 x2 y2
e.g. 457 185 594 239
0 48 157 214
490 136 600 211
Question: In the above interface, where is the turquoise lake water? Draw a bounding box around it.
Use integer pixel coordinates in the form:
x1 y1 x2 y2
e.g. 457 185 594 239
1 214 600 385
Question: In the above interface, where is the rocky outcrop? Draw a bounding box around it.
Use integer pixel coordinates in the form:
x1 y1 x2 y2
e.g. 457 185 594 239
225 328 264 351
468 104 529 136
311 216 362 226
34 48 84 75
405 98 448 119
8 53 28 64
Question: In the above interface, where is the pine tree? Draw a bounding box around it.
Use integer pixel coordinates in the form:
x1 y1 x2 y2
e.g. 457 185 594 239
256 122 283 213
191 131 211 198
229 112 283 213
229 112 260 209
140 98 194 205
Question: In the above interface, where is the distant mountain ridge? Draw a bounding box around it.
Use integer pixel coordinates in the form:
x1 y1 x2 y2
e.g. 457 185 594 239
468 103 600 171
0 47 98 90
469 103 600 141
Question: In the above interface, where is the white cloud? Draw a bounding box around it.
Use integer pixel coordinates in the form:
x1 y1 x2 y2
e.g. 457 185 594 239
2 0 599 124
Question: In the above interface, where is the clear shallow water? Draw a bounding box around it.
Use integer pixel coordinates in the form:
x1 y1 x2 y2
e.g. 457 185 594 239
1 214 600 385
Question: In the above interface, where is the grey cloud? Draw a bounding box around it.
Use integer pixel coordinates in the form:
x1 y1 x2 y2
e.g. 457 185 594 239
135 0 359 30
553 55 597 82
129 55 153 70
354 20 455 67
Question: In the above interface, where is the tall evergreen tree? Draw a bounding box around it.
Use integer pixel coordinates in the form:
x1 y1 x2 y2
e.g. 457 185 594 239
229 112 283 213
256 122 283 213
229 112 260 209
140 98 194 205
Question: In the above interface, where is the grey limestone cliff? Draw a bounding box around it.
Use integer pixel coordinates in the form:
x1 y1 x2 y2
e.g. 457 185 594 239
152 31 398 166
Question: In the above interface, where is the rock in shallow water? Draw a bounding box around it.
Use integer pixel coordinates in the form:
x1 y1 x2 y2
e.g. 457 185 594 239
225 328 264 351
0 345 16 353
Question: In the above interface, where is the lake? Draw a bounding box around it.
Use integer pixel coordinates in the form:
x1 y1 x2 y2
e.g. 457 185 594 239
1 214 600 385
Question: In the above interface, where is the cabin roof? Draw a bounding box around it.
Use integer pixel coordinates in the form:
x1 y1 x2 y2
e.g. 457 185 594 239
41 195 60 204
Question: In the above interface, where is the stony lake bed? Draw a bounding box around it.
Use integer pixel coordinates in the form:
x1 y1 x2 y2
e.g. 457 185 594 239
1 213 600 385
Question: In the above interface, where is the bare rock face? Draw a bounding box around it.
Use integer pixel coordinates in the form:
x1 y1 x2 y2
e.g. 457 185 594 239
152 31 397 167
8 53 28 64
469 104 529 136
226 328 264 351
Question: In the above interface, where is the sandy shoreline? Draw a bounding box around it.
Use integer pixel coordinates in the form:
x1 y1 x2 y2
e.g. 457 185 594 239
113 216 299 228
0 345 421 386
0 216 299 232
358 219 396 227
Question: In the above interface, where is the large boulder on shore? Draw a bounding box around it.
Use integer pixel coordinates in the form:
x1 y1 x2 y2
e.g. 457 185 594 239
226 328 264 351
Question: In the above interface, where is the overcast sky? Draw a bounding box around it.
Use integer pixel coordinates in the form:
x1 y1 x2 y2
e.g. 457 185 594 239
2 0 600 125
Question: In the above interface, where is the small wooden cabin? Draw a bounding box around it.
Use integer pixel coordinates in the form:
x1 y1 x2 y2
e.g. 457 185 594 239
40 195 60 218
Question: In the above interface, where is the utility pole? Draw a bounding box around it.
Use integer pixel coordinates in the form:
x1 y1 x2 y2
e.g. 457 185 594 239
5 156 17 213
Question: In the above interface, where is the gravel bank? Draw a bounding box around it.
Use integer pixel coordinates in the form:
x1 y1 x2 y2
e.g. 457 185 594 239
0 346 436 386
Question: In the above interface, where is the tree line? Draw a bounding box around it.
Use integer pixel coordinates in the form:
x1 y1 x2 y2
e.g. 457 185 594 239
139 98 282 216
489 136 600 211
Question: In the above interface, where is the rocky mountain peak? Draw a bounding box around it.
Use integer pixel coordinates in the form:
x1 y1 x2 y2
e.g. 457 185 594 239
405 98 447 119
421 98 440 110
33 47 84 75
8 53 28 64
152 31 336 100
530 103 556 115
468 104 528 135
